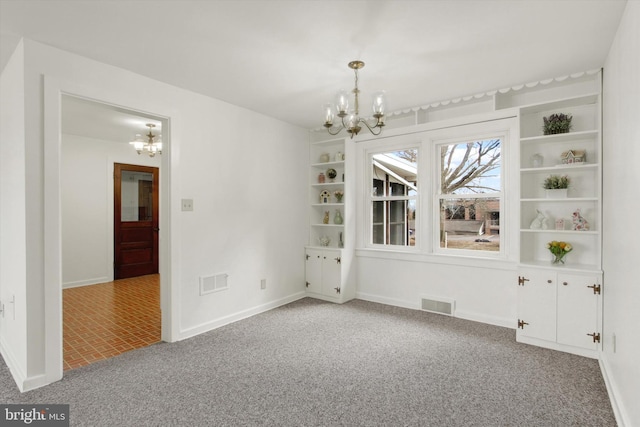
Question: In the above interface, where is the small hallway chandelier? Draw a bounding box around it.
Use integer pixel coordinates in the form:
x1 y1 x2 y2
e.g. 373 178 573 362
323 60 386 138
130 123 162 157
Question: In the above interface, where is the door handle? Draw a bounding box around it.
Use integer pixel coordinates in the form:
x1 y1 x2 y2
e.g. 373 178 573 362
153 227 160 232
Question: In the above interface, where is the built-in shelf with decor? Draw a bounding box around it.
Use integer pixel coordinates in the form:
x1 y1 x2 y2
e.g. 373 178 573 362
513 71 602 358
305 136 356 304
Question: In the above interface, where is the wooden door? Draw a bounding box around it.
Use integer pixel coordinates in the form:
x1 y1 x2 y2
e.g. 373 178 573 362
114 163 159 279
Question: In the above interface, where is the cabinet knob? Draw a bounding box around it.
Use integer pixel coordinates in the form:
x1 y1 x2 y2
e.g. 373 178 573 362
563 281 568 286
547 279 552 284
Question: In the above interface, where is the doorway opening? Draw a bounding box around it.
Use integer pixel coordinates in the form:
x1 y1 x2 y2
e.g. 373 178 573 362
60 95 167 371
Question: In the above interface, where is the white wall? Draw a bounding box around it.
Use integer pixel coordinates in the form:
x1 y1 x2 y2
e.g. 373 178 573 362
61 134 161 288
1 39 309 390
353 116 519 328
601 2 640 426
357 256 516 326
0 39 28 383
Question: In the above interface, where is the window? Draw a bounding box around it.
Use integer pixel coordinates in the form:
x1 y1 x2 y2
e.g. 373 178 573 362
437 139 501 253
360 116 514 260
370 150 418 247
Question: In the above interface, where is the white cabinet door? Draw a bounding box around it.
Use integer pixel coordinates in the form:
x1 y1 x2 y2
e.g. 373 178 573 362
321 249 342 297
305 249 323 294
557 273 599 350
517 269 557 342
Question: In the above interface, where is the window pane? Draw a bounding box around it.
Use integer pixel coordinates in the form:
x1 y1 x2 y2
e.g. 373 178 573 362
389 200 406 245
440 139 500 195
371 200 417 246
372 201 385 244
370 149 418 247
439 198 500 251
121 171 153 222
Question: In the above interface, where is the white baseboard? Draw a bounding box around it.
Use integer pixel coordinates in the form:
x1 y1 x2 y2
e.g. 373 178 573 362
179 292 307 341
454 309 514 329
356 292 420 311
600 355 630 427
0 336 26 392
356 292 513 329
62 276 110 289
0 337 54 393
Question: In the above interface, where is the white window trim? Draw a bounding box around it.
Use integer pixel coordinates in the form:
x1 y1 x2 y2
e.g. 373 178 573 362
362 135 422 252
357 114 519 263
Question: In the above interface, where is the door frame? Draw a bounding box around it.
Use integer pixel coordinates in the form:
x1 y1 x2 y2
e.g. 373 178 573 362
114 163 160 279
43 75 179 387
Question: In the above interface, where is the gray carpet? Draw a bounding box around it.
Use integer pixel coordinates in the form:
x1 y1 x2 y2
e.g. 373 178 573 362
1 298 616 426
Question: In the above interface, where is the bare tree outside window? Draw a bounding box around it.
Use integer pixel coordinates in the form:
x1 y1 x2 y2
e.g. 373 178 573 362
438 139 502 252
441 139 501 194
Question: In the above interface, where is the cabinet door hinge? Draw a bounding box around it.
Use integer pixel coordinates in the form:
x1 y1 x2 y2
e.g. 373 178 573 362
334 287 341 294
517 319 529 329
587 332 601 343
305 254 310 260
587 284 601 295
518 276 529 286
305 281 310 288
334 257 341 264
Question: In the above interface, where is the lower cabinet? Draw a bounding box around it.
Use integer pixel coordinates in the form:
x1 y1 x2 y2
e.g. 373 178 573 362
516 267 602 358
305 248 342 301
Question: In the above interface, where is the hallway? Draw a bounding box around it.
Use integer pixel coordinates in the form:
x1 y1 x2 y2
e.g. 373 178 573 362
63 274 160 371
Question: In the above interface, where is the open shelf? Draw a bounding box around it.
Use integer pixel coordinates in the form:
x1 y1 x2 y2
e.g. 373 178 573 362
520 229 598 235
520 164 597 174
520 130 598 144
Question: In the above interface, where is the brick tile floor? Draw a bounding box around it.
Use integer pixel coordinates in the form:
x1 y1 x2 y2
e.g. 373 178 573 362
63 274 160 371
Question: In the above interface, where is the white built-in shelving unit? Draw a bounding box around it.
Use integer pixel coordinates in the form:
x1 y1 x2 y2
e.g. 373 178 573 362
304 136 356 303
510 72 603 358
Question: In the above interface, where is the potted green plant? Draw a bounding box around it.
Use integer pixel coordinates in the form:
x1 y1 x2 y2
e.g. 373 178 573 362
543 113 573 135
543 174 570 198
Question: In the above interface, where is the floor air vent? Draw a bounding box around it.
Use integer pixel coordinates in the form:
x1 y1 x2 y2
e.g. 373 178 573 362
421 297 454 316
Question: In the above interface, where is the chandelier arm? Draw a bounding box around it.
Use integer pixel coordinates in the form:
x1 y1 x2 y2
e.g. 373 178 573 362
326 125 345 136
358 118 384 135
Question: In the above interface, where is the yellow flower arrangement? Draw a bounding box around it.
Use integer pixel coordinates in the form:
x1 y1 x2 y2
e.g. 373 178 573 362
547 240 572 264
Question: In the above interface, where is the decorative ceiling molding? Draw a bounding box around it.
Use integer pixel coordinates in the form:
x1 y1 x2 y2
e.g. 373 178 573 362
384 69 601 119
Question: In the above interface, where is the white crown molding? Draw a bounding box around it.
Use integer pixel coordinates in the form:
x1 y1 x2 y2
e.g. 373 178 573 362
385 69 601 118
312 69 601 132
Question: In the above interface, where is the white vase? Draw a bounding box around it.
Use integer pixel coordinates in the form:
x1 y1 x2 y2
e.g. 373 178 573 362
545 188 568 198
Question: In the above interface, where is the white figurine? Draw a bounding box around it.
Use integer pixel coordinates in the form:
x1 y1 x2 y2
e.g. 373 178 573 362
529 209 548 230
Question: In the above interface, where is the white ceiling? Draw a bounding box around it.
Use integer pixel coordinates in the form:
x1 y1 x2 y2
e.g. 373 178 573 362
0 0 627 137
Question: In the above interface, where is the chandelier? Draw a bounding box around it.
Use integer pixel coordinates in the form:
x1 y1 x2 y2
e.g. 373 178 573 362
323 60 386 138
130 123 162 157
